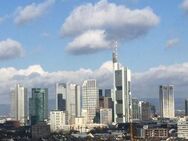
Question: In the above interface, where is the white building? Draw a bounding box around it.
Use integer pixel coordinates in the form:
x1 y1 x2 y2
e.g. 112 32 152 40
159 85 175 118
55 83 66 111
112 42 132 123
82 80 98 123
66 83 81 124
100 108 112 125
11 84 27 125
177 117 188 139
50 110 67 132
114 67 132 123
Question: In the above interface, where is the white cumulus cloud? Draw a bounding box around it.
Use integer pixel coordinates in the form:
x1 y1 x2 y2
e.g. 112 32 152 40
14 0 55 25
0 39 24 60
61 0 159 55
1 61 188 103
66 30 111 55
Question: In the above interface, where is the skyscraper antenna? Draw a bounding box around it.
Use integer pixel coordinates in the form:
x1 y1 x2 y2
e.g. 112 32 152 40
112 41 118 63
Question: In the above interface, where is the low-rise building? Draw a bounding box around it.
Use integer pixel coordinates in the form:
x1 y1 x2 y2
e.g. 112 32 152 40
32 122 50 140
100 108 112 125
50 110 67 132
177 117 188 139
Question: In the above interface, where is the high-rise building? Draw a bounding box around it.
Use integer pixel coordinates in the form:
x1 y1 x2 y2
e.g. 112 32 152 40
50 110 67 132
159 85 175 118
112 42 132 123
99 89 103 97
66 83 81 124
141 102 152 121
11 84 27 125
105 89 111 97
82 79 98 123
114 67 132 123
185 99 188 116
132 98 140 120
56 83 66 111
100 108 112 125
29 88 48 125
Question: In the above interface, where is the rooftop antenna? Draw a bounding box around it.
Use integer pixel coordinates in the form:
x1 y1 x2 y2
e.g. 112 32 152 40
112 41 118 64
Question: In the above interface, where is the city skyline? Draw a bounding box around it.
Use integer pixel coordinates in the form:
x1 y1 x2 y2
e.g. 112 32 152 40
1 0 188 103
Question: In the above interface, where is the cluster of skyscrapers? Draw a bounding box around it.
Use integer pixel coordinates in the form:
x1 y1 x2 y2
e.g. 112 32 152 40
9 45 188 139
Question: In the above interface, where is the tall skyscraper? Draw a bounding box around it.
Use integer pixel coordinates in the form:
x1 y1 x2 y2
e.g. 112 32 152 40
11 84 27 125
112 42 132 123
29 88 48 125
82 79 98 123
141 102 152 121
114 67 132 123
132 98 140 120
159 85 175 118
185 99 188 116
56 83 66 111
66 83 81 124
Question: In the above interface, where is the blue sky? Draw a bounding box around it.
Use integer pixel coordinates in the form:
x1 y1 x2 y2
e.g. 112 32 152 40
1 0 188 102
0 0 187 72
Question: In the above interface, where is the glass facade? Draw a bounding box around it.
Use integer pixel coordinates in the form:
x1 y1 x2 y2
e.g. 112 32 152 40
29 88 48 125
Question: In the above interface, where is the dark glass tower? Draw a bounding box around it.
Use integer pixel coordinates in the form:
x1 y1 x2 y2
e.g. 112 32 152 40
29 88 48 125
185 99 188 116
57 93 66 111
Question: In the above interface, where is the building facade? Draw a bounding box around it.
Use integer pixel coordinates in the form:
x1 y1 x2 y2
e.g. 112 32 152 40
56 83 66 111
11 84 27 125
66 83 81 124
159 85 175 118
178 117 188 139
185 99 188 116
50 110 67 132
29 88 48 125
132 98 140 120
100 108 112 125
82 79 98 123
114 67 132 123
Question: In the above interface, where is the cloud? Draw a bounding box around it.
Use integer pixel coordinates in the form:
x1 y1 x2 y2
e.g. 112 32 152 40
0 39 24 60
14 0 55 25
0 61 113 103
61 0 159 55
181 0 188 13
1 61 188 104
66 30 111 55
133 63 188 98
166 38 179 48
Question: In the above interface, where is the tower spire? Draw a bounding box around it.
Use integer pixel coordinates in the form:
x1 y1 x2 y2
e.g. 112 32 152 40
112 41 118 64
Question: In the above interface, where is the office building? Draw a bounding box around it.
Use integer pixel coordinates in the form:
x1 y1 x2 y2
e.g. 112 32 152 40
50 110 67 132
100 108 112 125
99 89 103 97
185 99 188 116
82 79 98 123
114 67 132 123
159 85 175 118
177 117 188 139
132 98 140 120
32 122 50 140
56 83 66 111
112 43 132 123
66 83 81 124
29 88 48 125
141 102 152 121
105 89 111 97
10 84 27 125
